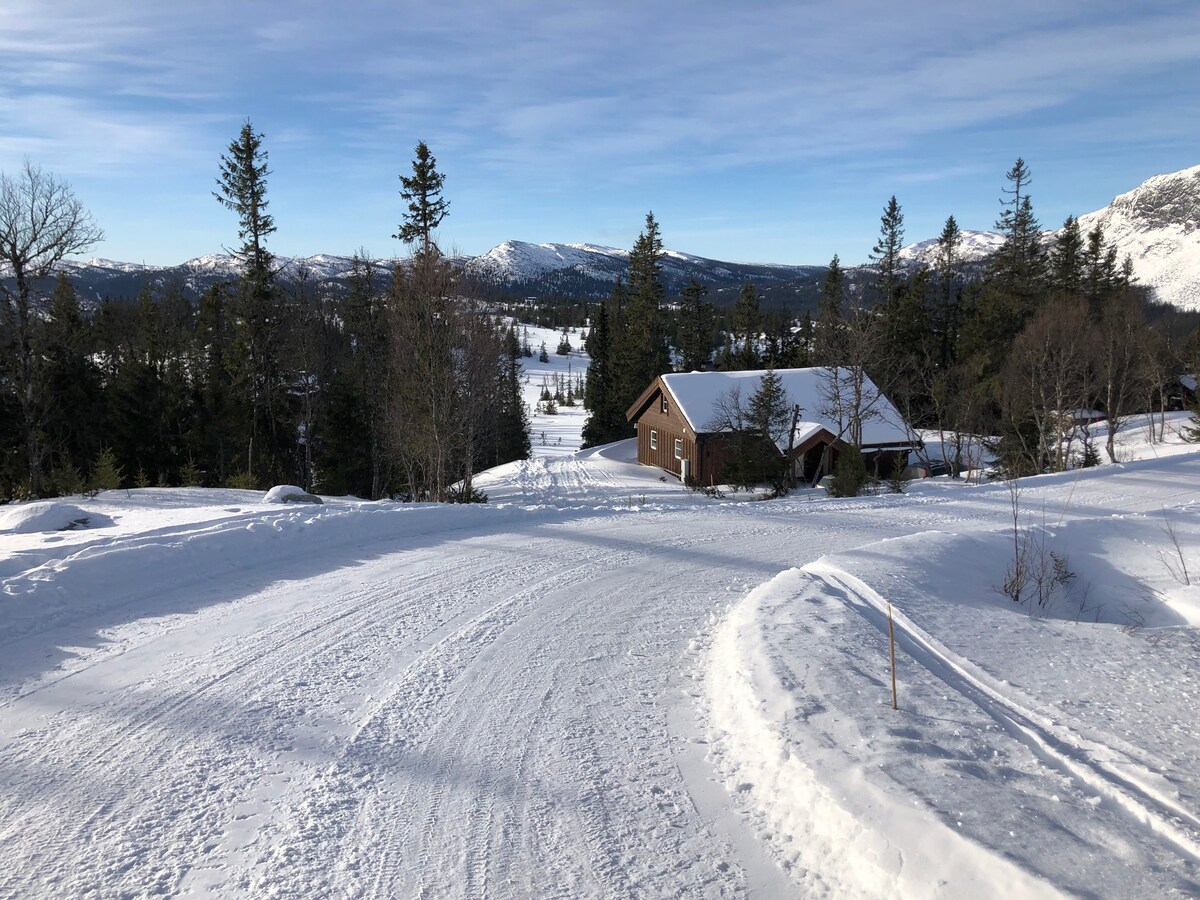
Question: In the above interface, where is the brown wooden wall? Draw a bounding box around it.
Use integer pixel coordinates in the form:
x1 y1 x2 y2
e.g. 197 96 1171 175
633 385 697 480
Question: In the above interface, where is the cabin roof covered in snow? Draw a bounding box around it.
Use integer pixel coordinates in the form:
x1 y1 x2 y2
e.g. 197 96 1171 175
646 368 915 449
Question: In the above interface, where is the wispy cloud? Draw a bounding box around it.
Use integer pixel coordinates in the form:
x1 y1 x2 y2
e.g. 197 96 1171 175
1 1 1196 262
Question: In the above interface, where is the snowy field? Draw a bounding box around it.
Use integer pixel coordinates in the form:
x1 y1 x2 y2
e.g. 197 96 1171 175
518 323 590 458
1 376 1198 896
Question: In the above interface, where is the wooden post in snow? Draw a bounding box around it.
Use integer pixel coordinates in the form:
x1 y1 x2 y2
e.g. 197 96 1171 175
888 601 898 711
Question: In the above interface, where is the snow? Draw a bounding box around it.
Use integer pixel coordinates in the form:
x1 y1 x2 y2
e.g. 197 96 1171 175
0 500 111 534
1 376 1198 895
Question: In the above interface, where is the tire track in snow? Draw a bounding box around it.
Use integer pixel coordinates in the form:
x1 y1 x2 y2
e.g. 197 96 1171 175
245 535 651 898
265 519 809 898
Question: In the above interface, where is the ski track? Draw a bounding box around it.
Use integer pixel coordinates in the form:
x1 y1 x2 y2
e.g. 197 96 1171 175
810 562 1200 867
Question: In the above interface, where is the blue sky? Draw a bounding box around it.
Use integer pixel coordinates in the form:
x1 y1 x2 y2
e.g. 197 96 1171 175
2 1 1197 267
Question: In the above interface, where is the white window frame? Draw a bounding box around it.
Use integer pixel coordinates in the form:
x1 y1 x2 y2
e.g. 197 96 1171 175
661 394 669 415
650 429 658 450
674 438 683 460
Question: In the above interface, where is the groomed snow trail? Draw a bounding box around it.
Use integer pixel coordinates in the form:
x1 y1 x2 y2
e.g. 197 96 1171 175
0 500 930 898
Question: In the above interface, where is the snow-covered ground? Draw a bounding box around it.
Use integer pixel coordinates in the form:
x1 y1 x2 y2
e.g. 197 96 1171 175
1 372 1198 896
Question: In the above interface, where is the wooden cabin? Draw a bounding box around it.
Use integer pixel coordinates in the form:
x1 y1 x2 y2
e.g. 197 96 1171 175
624 368 919 486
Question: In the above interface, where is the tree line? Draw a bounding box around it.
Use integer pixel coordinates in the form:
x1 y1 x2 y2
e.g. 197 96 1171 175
4 146 1199 502
0 125 530 502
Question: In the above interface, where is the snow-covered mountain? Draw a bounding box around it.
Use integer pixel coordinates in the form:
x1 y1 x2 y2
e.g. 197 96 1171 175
894 165 1200 310
33 242 818 307
1076 164 1200 310
21 164 1200 310
464 239 820 295
467 241 629 282
897 230 1006 268
41 253 408 306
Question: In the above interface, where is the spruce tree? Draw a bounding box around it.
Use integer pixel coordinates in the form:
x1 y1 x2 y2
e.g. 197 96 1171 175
729 281 762 370
214 121 274 284
814 255 846 366
959 159 1051 409
1049 215 1084 298
992 158 1046 303
870 195 905 304
1082 223 1119 312
581 301 628 447
108 282 167 483
747 369 792 447
723 369 794 492
89 447 123 492
614 212 671 414
933 215 963 369
38 274 101 481
321 253 392 498
214 120 288 485
791 311 814 368
495 325 532 463
677 279 714 372
394 141 449 256
189 284 237 486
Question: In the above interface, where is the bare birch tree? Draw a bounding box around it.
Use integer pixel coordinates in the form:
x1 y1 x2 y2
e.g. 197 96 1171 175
0 161 103 495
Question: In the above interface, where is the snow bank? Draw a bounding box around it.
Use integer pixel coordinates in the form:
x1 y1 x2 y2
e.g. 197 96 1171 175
0 501 112 534
705 570 1058 898
703 452 1200 896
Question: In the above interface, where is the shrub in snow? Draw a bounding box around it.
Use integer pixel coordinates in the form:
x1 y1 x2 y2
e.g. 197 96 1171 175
179 459 204 487
263 485 324 504
89 448 123 493
826 446 868 498
445 484 488 503
45 463 84 498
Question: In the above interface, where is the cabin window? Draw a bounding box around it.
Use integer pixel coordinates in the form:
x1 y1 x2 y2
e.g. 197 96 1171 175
661 394 669 415
674 439 683 460
650 429 658 450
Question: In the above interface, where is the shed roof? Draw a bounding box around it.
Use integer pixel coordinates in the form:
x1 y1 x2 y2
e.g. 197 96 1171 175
657 368 914 449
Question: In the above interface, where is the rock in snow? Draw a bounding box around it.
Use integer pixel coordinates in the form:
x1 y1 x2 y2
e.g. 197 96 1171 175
263 485 324 505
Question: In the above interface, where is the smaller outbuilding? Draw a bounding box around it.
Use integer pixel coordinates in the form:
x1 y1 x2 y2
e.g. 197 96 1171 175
624 367 919 486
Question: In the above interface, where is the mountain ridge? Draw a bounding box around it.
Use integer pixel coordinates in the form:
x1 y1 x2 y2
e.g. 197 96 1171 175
15 164 1200 311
